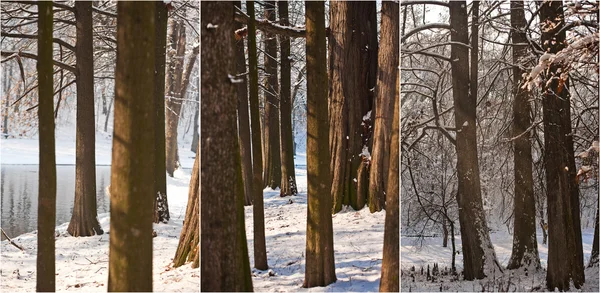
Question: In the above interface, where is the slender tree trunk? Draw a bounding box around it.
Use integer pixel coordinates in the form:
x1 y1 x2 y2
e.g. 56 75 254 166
108 3 155 290
200 2 253 290
589 207 599 267
329 1 378 213
379 72 399 293
191 100 199 153
279 0 297 197
103 95 113 133
507 0 540 270
235 1 254 206
369 1 398 212
541 2 585 290
247 0 268 271
173 144 198 267
37 2 56 290
303 1 336 287
449 0 500 280
262 0 282 190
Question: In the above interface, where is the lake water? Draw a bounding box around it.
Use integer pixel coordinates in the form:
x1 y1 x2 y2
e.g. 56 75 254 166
1 165 111 240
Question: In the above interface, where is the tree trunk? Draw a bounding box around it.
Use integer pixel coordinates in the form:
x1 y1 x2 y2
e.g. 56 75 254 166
279 0 297 197
328 1 378 213
108 3 155 290
36 2 56 291
200 2 253 291
369 0 398 213
235 1 254 206
191 102 199 154
247 0 268 271
303 1 336 287
589 207 599 267
449 0 500 280
379 71 399 293
262 0 282 190
173 144 199 267
152 1 170 224
506 0 540 270
540 1 585 290
103 95 113 133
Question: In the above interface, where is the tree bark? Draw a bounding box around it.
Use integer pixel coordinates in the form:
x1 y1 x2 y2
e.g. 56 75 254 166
200 2 253 291
247 1 268 270
235 1 254 206
108 3 155 291
173 144 198 267
449 0 500 280
67 1 103 237
279 0 297 197
36 2 56 291
262 0 282 190
541 1 585 290
368 0 399 213
379 71 399 293
329 1 378 213
303 1 336 287
506 0 540 270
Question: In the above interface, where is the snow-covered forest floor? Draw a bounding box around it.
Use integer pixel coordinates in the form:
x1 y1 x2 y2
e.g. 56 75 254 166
401 228 599 292
245 153 386 292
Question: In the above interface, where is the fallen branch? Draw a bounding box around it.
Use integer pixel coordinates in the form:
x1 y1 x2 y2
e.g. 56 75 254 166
1 228 25 251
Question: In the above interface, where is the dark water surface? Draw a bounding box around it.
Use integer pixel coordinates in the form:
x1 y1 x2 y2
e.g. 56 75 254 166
1 165 111 240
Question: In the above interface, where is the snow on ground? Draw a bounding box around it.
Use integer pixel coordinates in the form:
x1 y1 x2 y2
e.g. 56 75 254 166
0 170 199 292
245 153 386 292
401 228 599 292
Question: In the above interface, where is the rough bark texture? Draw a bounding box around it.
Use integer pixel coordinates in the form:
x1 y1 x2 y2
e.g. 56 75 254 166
68 1 103 237
36 2 56 291
262 0 282 190
303 1 336 287
173 144 198 267
279 0 297 197
328 1 378 213
235 1 254 206
368 0 398 213
247 1 268 270
153 1 170 224
540 1 585 290
200 2 253 291
507 0 540 270
108 3 155 291
450 0 500 280
590 207 599 267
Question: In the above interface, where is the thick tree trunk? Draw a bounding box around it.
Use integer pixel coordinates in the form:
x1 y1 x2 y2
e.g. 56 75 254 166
279 0 297 197
507 0 540 270
247 0 268 271
329 1 378 213
369 1 398 212
303 1 336 287
68 1 103 237
589 207 599 267
173 144 199 267
379 72 399 293
541 2 585 290
153 1 170 224
36 2 56 291
108 3 155 291
200 2 253 291
449 0 500 280
235 1 254 206
262 0 282 190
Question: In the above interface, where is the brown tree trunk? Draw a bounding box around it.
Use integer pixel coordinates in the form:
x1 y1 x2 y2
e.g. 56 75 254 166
329 1 378 213
541 1 585 290
236 1 254 206
153 1 170 224
507 0 540 270
200 2 253 291
369 1 398 213
68 1 103 237
173 144 199 267
449 0 500 280
379 72 399 293
108 2 155 291
262 0 281 190
36 2 56 291
303 1 336 287
279 0 297 197
247 1 268 270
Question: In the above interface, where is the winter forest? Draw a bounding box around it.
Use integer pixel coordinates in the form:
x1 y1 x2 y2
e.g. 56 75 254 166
401 0 599 292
